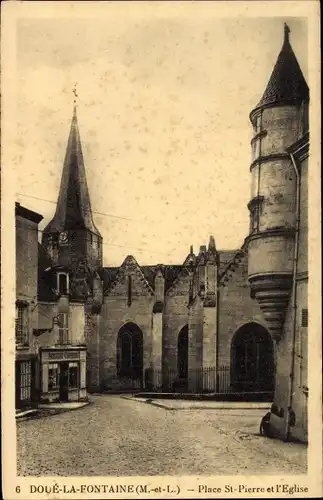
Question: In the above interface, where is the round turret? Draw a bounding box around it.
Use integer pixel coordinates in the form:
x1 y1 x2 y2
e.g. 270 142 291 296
246 24 309 341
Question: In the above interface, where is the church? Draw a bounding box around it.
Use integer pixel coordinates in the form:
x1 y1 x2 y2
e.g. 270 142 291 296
15 25 309 442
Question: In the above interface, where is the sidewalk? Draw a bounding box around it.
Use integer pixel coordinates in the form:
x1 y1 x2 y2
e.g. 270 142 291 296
121 395 271 411
38 401 89 410
16 401 90 421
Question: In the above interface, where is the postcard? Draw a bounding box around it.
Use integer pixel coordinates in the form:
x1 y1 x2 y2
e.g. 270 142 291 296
1 1 321 499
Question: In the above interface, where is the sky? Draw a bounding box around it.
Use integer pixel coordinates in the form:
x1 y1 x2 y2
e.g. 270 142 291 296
14 5 308 267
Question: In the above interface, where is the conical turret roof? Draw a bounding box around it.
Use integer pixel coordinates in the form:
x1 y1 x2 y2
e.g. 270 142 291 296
251 24 309 120
43 106 101 236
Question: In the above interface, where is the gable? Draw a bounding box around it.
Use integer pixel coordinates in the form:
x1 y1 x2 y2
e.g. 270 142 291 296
104 255 154 297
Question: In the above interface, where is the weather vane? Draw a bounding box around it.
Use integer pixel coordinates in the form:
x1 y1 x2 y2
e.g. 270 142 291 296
284 23 291 42
73 83 78 105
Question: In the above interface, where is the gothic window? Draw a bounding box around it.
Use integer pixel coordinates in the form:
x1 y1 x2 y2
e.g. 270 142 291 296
177 326 189 379
57 272 69 295
15 302 28 346
58 313 69 344
117 323 143 380
48 363 59 391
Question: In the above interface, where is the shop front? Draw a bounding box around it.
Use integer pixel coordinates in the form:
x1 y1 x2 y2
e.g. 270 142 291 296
40 346 87 403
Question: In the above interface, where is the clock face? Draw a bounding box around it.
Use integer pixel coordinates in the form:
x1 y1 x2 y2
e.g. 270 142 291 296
59 231 68 244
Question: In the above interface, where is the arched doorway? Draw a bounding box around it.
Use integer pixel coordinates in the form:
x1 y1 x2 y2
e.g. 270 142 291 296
117 323 143 388
176 326 188 391
231 323 274 393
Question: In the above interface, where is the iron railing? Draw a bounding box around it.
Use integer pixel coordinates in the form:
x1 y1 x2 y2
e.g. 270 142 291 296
141 366 232 393
106 366 273 394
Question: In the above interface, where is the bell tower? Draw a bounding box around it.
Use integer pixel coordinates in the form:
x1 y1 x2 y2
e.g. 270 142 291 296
246 24 309 342
42 105 103 302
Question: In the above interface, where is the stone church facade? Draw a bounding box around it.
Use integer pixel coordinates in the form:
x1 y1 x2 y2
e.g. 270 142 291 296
15 25 308 442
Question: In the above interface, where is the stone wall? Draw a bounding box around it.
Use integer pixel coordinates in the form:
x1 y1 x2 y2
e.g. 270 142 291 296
16 215 39 302
270 154 308 443
218 253 268 369
163 271 191 371
99 269 154 388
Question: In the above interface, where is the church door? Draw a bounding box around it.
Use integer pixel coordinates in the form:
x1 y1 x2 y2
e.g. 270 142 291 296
231 323 274 393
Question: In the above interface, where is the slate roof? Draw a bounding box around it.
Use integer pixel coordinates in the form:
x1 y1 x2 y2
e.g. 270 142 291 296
141 265 185 292
43 107 101 236
102 264 185 293
37 243 56 301
218 250 238 276
252 24 309 117
101 267 119 293
102 250 240 294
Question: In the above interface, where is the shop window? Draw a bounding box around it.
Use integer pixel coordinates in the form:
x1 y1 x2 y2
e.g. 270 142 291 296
20 361 32 401
68 362 79 389
48 363 59 391
15 302 28 346
58 313 69 344
301 308 308 327
57 273 69 295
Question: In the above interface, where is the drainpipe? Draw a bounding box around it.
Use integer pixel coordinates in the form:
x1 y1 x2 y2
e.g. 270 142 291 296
284 151 301 440
215 287 219 392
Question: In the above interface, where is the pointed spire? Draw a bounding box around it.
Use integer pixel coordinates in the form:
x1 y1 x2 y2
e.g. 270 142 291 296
190 244 194 255
198 245 207 265
208 235 216 253
251 22 309 119
44 105 101 236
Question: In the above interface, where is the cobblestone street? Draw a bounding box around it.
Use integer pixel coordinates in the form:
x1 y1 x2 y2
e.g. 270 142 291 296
17 395 307 476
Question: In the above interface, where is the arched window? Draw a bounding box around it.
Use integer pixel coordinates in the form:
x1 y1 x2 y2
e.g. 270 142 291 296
117 323 143 380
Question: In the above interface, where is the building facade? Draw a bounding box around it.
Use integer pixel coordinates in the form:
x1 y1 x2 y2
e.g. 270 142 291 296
15 203 43 409
15 25 308 442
